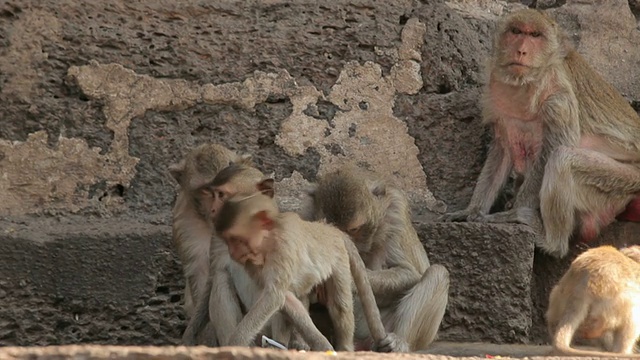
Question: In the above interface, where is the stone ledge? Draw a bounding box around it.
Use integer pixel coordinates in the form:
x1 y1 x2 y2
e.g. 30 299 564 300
417 222 536 344
0 216 539 346
0 344 549 360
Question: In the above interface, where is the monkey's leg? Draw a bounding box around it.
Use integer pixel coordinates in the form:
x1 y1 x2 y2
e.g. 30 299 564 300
392 264 449 351
610 319 640 354
538 147 640 257
325 272 355 351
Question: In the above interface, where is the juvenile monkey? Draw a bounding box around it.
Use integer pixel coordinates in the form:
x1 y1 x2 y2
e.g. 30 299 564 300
546 245 640 357
440 9 640 258
304 165 450 351
169 143 252 344
214 190 410 352
180 163 279 347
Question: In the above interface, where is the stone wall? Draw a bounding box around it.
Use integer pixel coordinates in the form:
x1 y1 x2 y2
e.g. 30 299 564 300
0 0 639 347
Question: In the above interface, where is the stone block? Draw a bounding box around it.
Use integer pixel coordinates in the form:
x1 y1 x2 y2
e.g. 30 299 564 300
416 221 536 343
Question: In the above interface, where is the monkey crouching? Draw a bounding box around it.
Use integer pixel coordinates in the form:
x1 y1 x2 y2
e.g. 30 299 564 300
213 190 410 352
546 245 640 357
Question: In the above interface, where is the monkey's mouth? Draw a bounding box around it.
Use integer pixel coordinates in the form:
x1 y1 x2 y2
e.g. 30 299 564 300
506 62 528 67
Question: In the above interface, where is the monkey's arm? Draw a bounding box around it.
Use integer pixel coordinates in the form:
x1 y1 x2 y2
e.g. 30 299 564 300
281 292 334 351
513 92 580 209
345 239 410 353
182 275 215 346
227 285 286 347
440 138 512 221
209 266 244 345
365 262 421 306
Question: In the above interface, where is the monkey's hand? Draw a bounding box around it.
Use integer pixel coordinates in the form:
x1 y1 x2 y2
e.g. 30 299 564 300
438 208 482 223
288 338 311 352
373 333 410 353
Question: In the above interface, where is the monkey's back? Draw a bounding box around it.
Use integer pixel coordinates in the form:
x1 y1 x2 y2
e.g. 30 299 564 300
564 50 640 149
277 212 349 297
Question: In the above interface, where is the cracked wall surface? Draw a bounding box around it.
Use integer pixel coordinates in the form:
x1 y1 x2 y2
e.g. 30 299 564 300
1 16 444 216
1 0 640 348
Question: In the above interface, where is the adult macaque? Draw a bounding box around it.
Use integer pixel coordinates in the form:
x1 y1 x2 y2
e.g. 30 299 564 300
169 143 252 344
546 245 640 357
440 9 640 258
304 165 449 351
213 190 409 352
181 163 283 347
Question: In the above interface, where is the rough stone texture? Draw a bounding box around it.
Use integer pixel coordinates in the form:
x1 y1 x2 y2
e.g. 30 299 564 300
418 222 536 343
0 344 558 360
0 217 184 346
0 0 640 349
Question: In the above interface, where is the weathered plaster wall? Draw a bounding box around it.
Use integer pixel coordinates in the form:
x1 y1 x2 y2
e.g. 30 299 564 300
0 0 639 348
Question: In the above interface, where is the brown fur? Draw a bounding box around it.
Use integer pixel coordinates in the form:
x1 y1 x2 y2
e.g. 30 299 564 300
214 191 410 352
169 143 252 345
440 9 640 258
304 164 449 351
546 245 640 357
181 163 279 347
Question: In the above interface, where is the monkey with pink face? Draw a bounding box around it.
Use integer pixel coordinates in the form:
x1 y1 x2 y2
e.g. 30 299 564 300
441 9 640 258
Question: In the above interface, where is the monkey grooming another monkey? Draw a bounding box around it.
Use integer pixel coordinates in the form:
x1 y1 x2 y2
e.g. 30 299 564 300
546 245 640 357
214 190 410 352
304 165 449 351
169 143 252 345
182 163 301 348
440 9 640 258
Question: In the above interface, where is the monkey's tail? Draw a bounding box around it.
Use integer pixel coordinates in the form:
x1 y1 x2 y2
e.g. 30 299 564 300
548 296 635 357
343 238 386 343
181 277 213 346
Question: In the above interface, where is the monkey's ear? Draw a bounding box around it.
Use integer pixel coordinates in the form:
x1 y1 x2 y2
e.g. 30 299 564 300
369 181 386 197
254 210 274 231
304 184 318 198
168 160 186 184
237 153 253 166
257 178 275 198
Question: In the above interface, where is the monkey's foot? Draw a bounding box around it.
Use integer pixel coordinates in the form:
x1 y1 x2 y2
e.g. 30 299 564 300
474 207 539 227
438 208 481 222
373 333 411 353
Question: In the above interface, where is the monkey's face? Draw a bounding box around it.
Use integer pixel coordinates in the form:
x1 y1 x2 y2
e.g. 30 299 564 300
220 209 273 266
193 187 216 220
494 11 560 84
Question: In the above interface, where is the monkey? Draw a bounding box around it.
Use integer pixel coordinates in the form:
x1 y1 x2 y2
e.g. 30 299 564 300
303 164 450 351
439 8 640 258
545 245 640 357
169 143 252 345
212 190 410 352
181 163 308 349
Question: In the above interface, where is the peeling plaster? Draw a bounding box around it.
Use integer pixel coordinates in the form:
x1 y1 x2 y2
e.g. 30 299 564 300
0 17 445 216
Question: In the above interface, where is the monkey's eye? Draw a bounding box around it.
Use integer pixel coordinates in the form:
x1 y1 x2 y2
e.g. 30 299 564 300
347 226 362 236
511 27 522 35
530 31 541 38
215 191 226 199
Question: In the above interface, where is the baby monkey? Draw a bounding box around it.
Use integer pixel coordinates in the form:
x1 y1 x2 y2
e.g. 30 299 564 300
214 191 409 352
546 245 640 357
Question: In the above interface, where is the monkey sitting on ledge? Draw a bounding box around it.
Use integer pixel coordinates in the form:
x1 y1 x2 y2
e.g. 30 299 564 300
440 9 640 258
